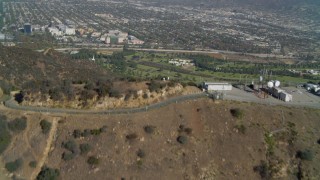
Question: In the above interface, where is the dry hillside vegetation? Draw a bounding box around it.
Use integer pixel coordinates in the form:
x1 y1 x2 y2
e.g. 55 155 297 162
2 99 317 180
0 46 189 109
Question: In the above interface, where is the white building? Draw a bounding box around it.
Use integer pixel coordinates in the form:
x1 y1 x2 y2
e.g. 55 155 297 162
105 36 111 44
203 82 232 91
279 92 293 102
48 27 62 36
64 27 76 35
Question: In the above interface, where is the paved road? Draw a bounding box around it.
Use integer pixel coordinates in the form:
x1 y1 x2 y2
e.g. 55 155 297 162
3 93 207 115
2 88 319 115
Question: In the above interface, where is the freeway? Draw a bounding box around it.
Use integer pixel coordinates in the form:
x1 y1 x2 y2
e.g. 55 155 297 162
38 45 292 59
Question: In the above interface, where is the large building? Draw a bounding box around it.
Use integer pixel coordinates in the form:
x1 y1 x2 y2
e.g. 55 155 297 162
203 82 232 91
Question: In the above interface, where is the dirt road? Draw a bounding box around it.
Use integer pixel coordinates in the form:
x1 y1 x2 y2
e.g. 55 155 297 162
30 118 58 180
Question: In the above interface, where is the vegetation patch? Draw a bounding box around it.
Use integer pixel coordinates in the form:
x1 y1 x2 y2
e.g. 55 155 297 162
126 133 138 141
136 149 146 158
87 156 99 165
178 125 193 135
0 115 11 154
8 117 27 132
40 120 52 134
253 160 269 179
29 161 37 168
234 123 246 134
144 125 155 134
79 143 92 155
62 140 78 153
37 166 60 180
62 152 76 161
73 126 106 138
5 158 23 172
296 149 314 161
265 133 276 155
177 135 188 144
230 108 244 119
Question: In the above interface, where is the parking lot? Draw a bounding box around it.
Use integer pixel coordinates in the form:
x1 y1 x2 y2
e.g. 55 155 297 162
225 86 320 109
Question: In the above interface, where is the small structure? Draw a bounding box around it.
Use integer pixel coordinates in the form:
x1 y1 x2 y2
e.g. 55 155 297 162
24 23 32 34
91 55 95 61
279 92 293 102
267 80 293 102
203 82 232 91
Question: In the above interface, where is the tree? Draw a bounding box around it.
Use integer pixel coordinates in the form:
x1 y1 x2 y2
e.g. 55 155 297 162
5 158 23 172
37 166 60 180
40 120 51 134
79 143 92 155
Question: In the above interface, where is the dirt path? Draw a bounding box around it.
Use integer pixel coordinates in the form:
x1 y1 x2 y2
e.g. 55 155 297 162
30 118 58 180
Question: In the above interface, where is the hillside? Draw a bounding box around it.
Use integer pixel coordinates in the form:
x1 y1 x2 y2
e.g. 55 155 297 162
0 46 188 109
0 46 109 88
0 99 319 179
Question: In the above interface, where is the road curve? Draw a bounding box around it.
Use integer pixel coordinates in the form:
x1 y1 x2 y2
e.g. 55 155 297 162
3 93 207 115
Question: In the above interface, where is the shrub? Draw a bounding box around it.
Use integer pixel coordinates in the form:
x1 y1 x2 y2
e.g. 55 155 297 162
80 143 92 155
317 139 320 145
0 116 11 155
5 158 23 172
82 129 91 137
109 89 122 98
235 124 246 134
62 140 78 153
126 133 138 141
296 149 314 161
87 156 99 165
148 81 162 92
29 161 37 168
99 125 107 133
40 120 51 134
90 129 102 136
36 166 60 180
14 92 24 103
177 136 188 144
178 125 192 135
8 117 27 132
144 125 155 134
184 128 193 135
62 152 76 161
136 149 145 158
230 108 244 119
73 129 82 138
253 161 269 179
142 93 148 99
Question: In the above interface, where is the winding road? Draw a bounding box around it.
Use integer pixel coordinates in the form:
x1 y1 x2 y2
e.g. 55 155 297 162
2 93 208 115
2 88 320 116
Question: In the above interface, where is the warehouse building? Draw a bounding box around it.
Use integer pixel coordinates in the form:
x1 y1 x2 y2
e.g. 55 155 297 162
203 82 232 91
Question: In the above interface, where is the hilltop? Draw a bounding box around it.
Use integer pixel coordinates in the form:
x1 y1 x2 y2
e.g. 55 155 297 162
0 99 319 179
